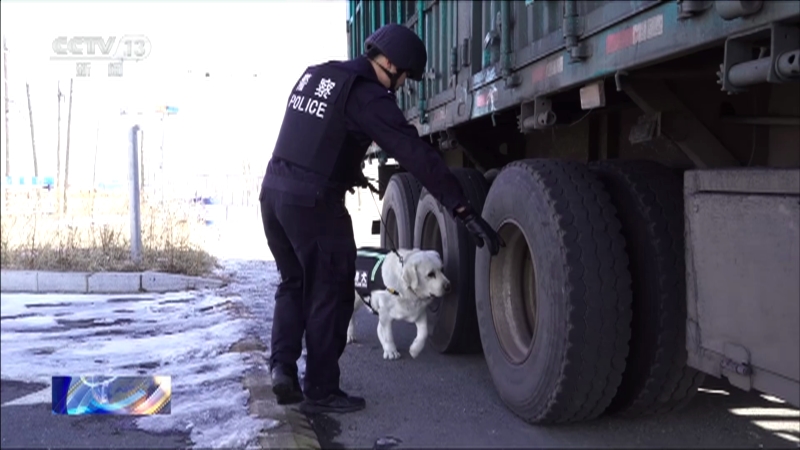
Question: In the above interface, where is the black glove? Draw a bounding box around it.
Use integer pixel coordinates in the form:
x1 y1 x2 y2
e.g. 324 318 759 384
354 174 369 189
349 174 378 194
456 206 505 256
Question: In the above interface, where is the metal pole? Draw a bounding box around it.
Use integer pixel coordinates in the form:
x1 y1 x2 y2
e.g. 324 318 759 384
129 124 143 265
417 0 426 123
160 112 166 203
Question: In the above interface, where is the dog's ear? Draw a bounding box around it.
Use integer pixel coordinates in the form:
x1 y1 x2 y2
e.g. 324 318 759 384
432 251 443 267
424 250 443 269
402 262 419 291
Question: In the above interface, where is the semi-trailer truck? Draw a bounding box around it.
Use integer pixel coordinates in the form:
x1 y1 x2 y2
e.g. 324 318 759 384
346 0 800 424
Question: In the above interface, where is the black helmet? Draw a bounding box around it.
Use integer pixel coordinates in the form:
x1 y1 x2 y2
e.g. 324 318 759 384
364 23 427 81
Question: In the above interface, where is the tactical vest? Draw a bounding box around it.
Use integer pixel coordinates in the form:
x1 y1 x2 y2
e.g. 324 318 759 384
354 247 392 297
272 61 359 184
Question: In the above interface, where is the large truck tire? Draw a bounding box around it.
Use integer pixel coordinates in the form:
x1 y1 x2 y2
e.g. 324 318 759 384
589 160 706 417
380 173 422 250
413 168 489 354
474 159 634 424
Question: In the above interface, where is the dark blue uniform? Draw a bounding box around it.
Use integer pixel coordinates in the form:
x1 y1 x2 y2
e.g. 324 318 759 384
259 55 468 401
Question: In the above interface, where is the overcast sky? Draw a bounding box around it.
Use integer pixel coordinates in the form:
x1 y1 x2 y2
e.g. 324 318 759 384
0 0 350 186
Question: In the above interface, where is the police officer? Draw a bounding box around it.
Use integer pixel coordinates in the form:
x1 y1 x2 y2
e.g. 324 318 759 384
259 23 504 414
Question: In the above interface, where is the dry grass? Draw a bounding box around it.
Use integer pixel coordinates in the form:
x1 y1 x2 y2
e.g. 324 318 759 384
1 188 219 277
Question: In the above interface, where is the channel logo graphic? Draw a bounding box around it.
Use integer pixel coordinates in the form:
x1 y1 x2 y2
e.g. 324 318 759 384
51 376 171 415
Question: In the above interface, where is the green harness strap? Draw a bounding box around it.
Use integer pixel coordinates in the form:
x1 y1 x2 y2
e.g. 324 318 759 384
356 250 388 283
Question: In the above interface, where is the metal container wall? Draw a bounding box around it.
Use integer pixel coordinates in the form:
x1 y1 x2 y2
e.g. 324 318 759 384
347 0 416 111
347 1 664 120
347 0 800 132
347 1 460 114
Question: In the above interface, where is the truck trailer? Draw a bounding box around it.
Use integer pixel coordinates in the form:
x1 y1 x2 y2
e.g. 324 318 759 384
346 0 800 424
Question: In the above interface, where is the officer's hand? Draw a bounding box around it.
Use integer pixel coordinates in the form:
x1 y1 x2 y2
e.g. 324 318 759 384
355 176 369 189
456 206 505 256
355 175 380 194
349 175 369 194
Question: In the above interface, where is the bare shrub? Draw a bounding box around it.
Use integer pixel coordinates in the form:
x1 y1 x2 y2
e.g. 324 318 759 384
0 188 218 276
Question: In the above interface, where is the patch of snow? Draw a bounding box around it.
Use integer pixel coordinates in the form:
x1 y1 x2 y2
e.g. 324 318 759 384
1 314 62 330
218 259 308 381
0 289 269 449
0 298 29 317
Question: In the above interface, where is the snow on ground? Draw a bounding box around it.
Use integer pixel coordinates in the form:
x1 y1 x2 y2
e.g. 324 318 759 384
0 185 383 447
0 289 273 449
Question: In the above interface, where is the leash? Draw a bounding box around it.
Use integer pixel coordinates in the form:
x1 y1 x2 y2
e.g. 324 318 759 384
353 176 404 315
356 291 380 316
364 178 425 301
360 176 403 264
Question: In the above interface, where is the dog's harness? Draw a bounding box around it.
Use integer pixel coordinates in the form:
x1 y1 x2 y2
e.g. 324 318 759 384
354 247 403 315
352 178 406 315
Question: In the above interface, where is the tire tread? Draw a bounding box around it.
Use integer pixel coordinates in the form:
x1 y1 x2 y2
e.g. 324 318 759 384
590 160 705 418
416 168 488 354
506 159 633 424
381 173 422 249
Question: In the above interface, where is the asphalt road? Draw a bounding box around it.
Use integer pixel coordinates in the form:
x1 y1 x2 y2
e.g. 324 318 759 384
274 203 799 449
307 310 799 449
4 256 795 450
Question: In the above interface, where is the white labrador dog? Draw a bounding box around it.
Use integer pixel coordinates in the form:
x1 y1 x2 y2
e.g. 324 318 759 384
346 248 451 360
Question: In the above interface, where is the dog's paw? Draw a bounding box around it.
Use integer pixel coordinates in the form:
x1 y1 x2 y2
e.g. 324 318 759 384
382 349 401 360
409 342 424 359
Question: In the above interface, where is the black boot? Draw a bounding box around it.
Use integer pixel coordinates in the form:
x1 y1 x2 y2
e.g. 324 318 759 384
300 389 366 414
270 364 303 405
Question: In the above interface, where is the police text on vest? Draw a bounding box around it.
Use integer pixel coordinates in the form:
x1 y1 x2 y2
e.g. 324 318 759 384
287 94 327 119
314 78 336 100
295 73 312 92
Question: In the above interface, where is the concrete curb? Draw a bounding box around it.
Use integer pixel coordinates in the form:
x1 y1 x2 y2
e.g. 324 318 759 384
0 270 226 294
230 336 321 450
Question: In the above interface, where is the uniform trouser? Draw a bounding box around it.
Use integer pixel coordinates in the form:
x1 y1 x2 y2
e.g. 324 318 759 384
260 188 357 400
